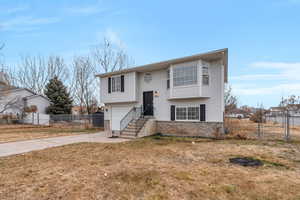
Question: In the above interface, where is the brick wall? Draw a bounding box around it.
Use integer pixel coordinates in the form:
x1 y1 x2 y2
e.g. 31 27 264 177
156 121 224 138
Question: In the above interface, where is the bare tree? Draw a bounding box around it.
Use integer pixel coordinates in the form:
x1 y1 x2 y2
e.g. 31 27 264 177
0 43 4 51
0 43 5 71
71 56 97 114
225 85 238 114
47 55 69 81
92 37 132 73
0 94 25 114
14 55 69 94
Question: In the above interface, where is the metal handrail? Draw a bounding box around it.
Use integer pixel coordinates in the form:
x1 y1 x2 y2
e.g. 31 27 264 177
120 106 143 131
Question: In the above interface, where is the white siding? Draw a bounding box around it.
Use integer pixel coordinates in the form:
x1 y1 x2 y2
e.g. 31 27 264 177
101 59 225 131
100 72 137 104
108 103 135 130
27 96 50 114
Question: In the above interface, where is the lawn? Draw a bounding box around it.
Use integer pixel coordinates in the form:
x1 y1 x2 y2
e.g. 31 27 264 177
0 124 103 143
1 136 300 200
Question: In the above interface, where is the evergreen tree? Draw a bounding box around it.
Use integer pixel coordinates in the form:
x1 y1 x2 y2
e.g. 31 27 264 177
44 76 73 114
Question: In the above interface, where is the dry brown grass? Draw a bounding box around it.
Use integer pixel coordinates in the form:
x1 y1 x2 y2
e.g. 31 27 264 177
1 136 300 200
0 124 103 143
225 118 300 141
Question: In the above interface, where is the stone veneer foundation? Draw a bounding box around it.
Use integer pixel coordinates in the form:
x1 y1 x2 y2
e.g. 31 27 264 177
105 119 224 139
156 121 224 138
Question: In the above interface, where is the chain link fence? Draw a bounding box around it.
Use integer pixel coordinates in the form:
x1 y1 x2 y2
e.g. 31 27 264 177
0 113 104 130
225 111 300 142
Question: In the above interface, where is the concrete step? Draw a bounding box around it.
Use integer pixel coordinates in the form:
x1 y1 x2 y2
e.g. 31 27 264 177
122 132 136 136
128 120 147 125
127 124 138 128
125 127 137 131
120 131 137 139
121 117 149 139
119 135 137 139
123 128 136 133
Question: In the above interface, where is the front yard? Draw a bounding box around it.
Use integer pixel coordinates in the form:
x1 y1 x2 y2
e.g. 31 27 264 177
0 124 102 143
1 136 300 200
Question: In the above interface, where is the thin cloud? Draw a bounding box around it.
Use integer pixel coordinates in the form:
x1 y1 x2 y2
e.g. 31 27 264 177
250 61 300 69
232 83 300 96
0 5 29 15
0 16 60 32
96 28 126 49
232 61 300 81
65 6 106 15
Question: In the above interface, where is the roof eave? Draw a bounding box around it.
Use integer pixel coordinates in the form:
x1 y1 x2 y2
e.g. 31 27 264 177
96 48 228 82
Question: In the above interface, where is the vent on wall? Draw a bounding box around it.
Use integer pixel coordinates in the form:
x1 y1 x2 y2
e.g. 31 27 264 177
144 73 152 83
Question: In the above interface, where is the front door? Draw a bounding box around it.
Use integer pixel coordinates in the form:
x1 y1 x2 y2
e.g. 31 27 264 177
143 91 153 116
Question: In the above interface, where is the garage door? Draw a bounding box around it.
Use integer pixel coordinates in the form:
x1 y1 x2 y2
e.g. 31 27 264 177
111 105 133 131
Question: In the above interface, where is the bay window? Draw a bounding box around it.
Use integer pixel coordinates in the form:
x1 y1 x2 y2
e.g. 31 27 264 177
173 65 197 87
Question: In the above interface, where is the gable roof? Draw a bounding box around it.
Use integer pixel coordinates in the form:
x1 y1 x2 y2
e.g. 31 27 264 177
0 87 50 102
96 48 228 82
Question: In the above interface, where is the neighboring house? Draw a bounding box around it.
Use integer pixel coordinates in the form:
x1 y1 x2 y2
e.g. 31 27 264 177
97 49 228 138
268 105 300 117
268 107 284 117
226 112 244 119
225 108 250 119
0 86 50 116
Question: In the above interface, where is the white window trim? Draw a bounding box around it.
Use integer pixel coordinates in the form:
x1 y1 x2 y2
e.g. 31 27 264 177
175 105 200 122
202 63 210 86
173 64 198 88
111 75 122 93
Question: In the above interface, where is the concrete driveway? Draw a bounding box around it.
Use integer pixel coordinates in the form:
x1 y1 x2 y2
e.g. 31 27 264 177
0 132 130 157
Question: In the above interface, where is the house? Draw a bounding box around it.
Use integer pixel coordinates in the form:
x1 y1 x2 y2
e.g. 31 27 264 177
268 105 300 117
97 49 228 138
225 107 251 119
0 73 50 115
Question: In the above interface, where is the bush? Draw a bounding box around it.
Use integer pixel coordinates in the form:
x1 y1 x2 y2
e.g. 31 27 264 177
250 110 266 123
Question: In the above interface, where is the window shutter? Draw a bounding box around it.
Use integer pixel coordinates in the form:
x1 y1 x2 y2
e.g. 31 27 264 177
121 75 124 92
171 105 175 121
167 80 170 89
200 104 206 122
108 77 111 93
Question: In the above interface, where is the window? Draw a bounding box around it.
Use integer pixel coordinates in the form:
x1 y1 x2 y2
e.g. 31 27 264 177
176 107 187 120
188 107 200 120
167 69 170 89
176 106 200 121
173 65 197 87
111 76 121 92
144 73 152 83
202 64 209 85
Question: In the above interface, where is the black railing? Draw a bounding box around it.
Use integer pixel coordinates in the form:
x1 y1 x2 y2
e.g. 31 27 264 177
120 106 143 131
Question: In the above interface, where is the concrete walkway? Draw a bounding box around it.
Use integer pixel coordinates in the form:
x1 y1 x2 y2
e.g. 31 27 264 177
0 132 130 157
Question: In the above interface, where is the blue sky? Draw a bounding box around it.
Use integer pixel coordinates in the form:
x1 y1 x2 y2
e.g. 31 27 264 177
1 0 300 107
